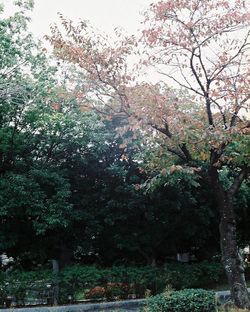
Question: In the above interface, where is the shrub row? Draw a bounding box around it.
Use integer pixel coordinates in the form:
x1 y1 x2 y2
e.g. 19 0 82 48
0 261 224 306
59 261 224 301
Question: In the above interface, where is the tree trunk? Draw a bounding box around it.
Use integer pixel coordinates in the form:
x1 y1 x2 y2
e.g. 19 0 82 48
219 194 250 308
211 167 250 308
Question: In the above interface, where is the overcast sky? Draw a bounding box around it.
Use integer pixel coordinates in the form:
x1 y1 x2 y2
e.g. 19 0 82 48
3 0 156 39
2 0 249 118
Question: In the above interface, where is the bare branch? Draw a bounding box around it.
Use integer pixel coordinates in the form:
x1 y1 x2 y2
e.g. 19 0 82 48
230 95 250 127
190 49 214 126
157 69 203 96
210 31 250 81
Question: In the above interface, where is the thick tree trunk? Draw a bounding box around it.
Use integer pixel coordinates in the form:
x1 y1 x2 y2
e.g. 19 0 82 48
210 167 250 308
219 194 250 309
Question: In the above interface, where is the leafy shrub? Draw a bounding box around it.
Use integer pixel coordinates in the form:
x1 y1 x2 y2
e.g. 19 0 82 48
58 265 108 302
85 286 106 300
105 282 130 300
106 266 157 297
143 288 216 312
0 269 53 307
163 261 224 289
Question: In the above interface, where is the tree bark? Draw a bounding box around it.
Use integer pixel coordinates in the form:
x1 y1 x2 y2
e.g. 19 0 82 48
219 194 250 308
210 167 250 309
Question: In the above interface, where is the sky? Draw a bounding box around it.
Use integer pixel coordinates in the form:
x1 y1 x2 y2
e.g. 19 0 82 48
1 0 249 118
1 0 161 84
3 0 156 39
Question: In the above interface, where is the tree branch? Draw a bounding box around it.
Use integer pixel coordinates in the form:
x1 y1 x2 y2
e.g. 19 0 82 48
228 167 250 197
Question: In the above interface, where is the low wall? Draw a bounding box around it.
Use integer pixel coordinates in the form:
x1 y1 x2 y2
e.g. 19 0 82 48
215 288 250 304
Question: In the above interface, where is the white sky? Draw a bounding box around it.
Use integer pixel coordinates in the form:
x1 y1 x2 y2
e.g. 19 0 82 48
1 0 161 84
1 0 249 118
2 0 156 39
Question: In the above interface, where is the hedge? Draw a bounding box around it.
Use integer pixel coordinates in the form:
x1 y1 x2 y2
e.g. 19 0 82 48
0 261 224 306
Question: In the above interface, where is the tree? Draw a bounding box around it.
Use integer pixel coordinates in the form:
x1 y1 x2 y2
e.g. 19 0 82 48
0 0 69 262
50 0 250 307
0 1 105 266
142 1 250 307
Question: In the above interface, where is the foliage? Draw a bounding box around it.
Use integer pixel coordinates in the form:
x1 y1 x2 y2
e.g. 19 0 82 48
162 262 224 290
0 262 224 305
49 0 250 308
32 263 225 302
0 2 250 308
0 273 8 306
143 289 216 312
0 269 53 306
0 2 117 263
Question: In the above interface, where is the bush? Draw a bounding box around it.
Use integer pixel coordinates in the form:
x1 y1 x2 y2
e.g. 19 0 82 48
0 270 53 307
85 286 106 300
162 261 224 289
106 283 130 300
143 288 216 312
58 265 108 302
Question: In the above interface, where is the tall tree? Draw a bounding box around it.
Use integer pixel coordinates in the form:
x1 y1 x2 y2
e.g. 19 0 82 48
141 1 250 307
0 1 106 266
50 0 250 307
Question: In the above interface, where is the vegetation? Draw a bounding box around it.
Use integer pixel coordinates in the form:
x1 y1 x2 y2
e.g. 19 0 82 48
49 0 250 308
0 262 225 305
143 289 216 312
0 0 249 310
